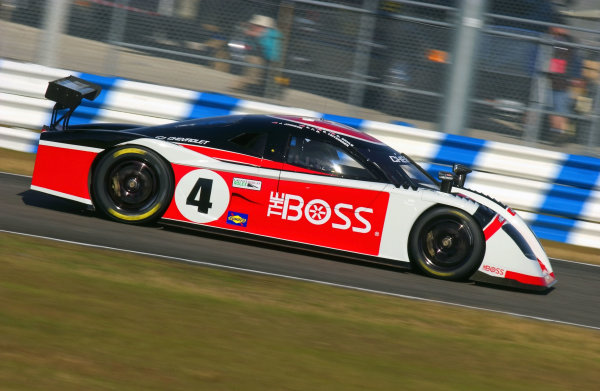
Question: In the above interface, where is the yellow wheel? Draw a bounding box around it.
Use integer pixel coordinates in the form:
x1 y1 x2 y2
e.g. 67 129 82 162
92 146 173 224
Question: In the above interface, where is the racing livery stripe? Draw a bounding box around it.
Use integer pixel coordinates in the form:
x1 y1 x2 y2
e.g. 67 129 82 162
178 144 263 166
537 257 553 277
39 139 103 153
483 214 504 241
32 143 97 201
505 270 556 287
504 258 555 287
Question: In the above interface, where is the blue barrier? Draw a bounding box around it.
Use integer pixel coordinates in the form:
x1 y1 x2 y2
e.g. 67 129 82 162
1 60 599 249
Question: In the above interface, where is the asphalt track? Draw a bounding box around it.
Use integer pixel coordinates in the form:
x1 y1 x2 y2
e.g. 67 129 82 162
1 172 599 329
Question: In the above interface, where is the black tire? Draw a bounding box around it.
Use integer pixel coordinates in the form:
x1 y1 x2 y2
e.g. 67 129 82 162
408 207 485 281
92 146 174 224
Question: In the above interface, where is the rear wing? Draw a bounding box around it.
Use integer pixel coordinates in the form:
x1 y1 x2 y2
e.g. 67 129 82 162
45 76 102 130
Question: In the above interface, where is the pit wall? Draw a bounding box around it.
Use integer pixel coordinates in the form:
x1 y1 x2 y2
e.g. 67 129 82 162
1 59 599 249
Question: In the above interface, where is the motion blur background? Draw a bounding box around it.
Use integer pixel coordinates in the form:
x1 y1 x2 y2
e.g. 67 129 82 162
1 0 600 156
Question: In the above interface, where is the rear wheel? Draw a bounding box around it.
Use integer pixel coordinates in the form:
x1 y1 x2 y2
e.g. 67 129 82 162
92 146 174 224
409 207 484 281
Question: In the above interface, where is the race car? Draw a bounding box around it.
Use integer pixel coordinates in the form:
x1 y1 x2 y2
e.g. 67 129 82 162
31 76 556 290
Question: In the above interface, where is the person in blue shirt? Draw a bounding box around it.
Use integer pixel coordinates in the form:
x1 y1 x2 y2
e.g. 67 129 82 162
231 15 282 94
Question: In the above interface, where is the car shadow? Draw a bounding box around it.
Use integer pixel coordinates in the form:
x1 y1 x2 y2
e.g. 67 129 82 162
20 190 96 217
160 222 412 275
473 280 555 295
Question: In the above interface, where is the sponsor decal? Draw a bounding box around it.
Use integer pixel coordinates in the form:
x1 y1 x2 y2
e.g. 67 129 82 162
482 264 505 276
283 122 303 129
266 192 373 233
232 177 262 191
155 136 210 145
272 120 354 147
227 211 248 227
389 155 410 164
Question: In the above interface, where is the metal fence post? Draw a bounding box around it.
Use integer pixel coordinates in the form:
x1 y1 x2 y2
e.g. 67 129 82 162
37 0 71 67
524 38 552 144
587 80 600 150
265 0 294 99
438 0 487 135
347 0 377 107
104 0 130 75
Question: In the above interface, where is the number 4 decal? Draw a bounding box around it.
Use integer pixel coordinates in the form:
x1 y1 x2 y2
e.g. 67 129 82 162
186 178 213 213
175 169 230 224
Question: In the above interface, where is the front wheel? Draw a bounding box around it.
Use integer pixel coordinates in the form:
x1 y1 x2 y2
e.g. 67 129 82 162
92 146 174 224
408 207 484 281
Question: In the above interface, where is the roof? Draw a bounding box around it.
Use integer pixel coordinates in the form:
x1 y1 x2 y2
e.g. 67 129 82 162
273 116 383 144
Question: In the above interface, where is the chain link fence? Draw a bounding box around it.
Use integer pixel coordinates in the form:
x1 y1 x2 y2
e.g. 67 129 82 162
2 0 600 156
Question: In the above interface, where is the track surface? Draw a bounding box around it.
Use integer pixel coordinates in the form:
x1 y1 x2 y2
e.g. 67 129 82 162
2 172 599 329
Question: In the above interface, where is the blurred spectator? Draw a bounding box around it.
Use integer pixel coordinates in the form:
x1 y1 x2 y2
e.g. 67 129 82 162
230 14 282 94
544 26 583 143
575 52 600 112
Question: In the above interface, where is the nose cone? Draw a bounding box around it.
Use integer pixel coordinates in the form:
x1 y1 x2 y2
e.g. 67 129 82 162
537 257 557 287
503 257 556 290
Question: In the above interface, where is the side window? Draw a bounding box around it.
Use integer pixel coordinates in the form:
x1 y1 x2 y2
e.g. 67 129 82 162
228 132 267 157
286 136 377 181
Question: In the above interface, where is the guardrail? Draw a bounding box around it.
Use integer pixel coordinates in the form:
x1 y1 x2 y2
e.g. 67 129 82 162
1 59 599 249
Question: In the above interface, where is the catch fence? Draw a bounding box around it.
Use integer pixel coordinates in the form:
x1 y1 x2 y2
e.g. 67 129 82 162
2 0 600 155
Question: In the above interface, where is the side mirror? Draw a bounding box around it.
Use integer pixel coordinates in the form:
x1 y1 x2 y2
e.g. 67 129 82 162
453 163 472 188
438 171 456 193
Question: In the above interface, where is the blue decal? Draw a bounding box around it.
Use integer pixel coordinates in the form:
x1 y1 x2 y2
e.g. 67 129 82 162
226 211 248 227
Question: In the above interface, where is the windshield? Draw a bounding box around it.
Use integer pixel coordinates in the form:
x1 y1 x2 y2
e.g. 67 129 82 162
355 142 438 188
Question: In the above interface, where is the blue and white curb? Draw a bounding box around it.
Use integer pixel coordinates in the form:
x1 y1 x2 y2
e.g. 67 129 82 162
1 59 599 250
0 127 40 153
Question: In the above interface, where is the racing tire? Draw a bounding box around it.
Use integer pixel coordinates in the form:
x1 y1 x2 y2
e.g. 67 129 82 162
92 146 174 224
408 207 484 281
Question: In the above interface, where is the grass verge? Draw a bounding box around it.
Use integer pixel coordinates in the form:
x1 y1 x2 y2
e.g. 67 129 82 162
0 147 36 176
1 233 599 390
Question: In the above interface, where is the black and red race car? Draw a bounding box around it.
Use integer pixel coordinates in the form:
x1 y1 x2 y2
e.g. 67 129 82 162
30 76 556 290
